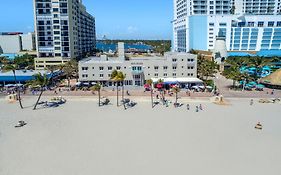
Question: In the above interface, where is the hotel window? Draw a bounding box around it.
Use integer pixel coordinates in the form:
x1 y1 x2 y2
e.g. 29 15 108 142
116 66 121 70
163 66 168 70
172 66 177 70
92 67 95 69
82 74 88 78
100 74 104 78
92 74 95 77
164 73 167 77
277 21 281 27
219 23 227 27
172 58 177 62
82 67 88 71
154 73 158 77
173 73 177 77
209 23 214 27
154 66 159 70
99 67 104 71
108 66 112 70
108 74 111 77
268 21 275 27
258 22 264 27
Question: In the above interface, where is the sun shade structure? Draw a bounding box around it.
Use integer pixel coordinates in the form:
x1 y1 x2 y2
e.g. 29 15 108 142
260 69 281 88
151 77 203 84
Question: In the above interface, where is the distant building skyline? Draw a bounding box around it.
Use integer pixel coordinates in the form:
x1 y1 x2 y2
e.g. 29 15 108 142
0 0 173 40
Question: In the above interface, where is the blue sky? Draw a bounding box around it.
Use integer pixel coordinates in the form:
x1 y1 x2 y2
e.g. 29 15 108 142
0 0 173 40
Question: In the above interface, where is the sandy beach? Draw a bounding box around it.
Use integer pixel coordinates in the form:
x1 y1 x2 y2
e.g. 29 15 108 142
0 96 281 175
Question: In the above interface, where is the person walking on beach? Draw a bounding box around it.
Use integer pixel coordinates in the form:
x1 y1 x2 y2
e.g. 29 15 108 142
196 106 199 112
186 104 190 110
199 104 203 110
250 99 254 105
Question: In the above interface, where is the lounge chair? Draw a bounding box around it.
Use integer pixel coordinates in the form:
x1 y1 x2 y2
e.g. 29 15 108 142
15 121 27 128
101 98 110 106
255 124 262 130
121 98 130 104
43 102 59 108
174 102 184 107
126 101 137 108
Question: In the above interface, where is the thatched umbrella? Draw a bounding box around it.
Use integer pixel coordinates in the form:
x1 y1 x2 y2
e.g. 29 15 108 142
260 69 281 88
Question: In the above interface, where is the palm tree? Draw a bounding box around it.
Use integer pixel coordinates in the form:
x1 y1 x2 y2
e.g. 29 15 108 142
146 79 154 108
29 73 50 110
62 59 78 87
172 86 181 104
117 71 126 101
90 83 102 106
197 54 218 80
157 79 165 101
47 65 58 87
3 64 23 109
110 70 119 106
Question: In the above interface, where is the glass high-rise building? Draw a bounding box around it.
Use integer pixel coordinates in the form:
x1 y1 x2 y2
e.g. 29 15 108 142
173 0 281 52
33 0 96 69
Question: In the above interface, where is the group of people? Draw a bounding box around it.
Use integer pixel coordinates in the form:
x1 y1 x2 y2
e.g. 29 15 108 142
186 103 203 112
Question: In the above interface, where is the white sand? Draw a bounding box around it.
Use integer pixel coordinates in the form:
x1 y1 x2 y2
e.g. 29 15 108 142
0 96 281 175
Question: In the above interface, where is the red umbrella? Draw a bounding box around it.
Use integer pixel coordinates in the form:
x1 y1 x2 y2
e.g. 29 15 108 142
156 83 163 89
144 84 150 88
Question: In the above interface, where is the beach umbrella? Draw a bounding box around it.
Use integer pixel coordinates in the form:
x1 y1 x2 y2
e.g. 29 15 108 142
261 68 281 86
144 84 150 88
156 83 163 89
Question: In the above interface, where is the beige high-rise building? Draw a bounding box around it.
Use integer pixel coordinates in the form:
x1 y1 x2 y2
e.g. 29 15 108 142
33 0 96 70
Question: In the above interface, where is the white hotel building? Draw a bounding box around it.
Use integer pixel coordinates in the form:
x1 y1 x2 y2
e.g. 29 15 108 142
78 43 200 87
33 0 96 69
173 0 281 52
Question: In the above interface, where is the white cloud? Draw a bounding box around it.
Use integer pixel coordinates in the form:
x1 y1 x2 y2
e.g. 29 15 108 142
127 26 138 33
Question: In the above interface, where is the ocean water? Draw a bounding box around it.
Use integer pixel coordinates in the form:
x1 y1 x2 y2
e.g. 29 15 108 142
96 42 152 52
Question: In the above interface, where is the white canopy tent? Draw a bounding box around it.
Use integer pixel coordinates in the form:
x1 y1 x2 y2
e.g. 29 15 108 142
151 77 203 84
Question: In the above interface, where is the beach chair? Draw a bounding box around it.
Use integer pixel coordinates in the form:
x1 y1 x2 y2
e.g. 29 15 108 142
15 121 27 128
121 98 130 104
126 101 137 108
101 98 110 106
